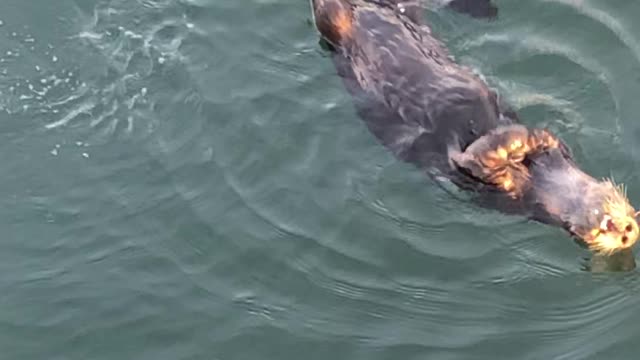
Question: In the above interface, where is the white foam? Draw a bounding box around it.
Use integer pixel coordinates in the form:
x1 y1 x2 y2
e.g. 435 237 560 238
46 101 95 129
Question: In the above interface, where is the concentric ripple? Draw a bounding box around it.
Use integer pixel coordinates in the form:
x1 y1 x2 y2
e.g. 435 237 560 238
3 0 640 359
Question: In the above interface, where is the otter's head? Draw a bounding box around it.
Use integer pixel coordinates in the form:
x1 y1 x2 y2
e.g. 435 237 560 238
450 125 639 254
564 180 639 253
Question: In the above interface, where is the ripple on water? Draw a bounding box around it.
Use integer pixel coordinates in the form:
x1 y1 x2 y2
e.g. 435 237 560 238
458 0 640 164
0 0 204 146
4 1 640 359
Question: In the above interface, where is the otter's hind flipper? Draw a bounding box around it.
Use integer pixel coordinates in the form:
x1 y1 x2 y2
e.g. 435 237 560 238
447 0 498 19
311 0 354 47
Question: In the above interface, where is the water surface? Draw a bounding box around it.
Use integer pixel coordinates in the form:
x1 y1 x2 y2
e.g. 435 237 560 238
3 0 640 359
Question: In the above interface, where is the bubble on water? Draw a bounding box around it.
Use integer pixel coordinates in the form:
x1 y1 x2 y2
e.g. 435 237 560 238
50 148 58 156
82 153 89 158
35 65 41 72
52 55 58 62
158 57 165 64
0 20 4 27
203 147 213 161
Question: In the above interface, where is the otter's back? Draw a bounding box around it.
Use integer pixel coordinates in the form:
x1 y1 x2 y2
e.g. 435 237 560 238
313 0 507 171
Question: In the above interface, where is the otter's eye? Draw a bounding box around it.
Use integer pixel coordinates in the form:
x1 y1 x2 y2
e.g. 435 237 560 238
622 236 629 244
626 224 633 233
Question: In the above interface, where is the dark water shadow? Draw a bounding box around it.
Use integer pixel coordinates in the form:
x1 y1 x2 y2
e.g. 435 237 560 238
583 249 636 273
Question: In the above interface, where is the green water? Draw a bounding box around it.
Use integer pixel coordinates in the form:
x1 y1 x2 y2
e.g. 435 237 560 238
3 0 640 359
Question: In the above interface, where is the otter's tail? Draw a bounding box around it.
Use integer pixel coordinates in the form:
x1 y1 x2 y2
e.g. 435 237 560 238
363 0 498 20
446 0 498 19
310 0 498 47
310 0 354 47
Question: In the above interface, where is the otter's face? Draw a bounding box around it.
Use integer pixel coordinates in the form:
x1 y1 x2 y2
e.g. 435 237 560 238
575 183 639 254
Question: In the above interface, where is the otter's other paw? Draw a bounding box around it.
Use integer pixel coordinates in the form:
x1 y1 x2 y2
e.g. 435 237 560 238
451 149 530 197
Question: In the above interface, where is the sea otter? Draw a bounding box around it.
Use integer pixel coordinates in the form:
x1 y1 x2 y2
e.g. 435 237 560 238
310 0 639 254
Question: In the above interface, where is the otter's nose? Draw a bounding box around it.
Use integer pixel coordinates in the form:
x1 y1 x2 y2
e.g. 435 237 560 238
621 221 639 247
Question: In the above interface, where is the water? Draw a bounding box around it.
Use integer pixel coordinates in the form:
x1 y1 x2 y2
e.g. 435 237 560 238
2 0 640 359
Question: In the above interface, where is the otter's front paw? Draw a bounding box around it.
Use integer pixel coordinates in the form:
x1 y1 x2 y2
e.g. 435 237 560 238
451 125 560 197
